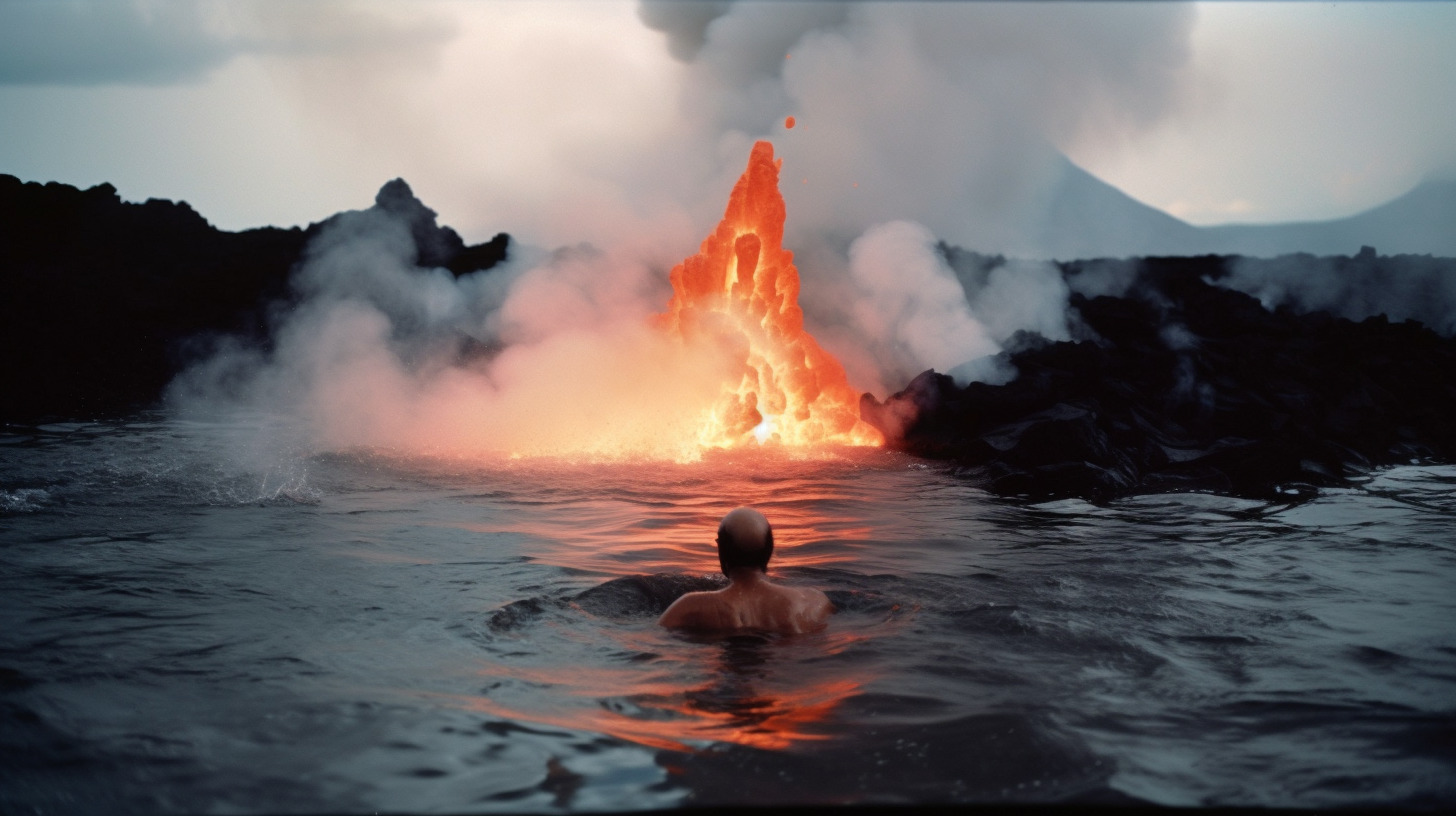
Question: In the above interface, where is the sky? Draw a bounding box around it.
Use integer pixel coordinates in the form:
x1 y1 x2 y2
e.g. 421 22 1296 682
1 0 1454 251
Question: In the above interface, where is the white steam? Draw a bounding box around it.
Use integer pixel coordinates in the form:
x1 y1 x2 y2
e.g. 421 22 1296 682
1219 251 1456 336
840 221 997 390
172 194 736 460
680 2 1196 255
651 1 1185 391
174 2 1207 455
950 256 1073 348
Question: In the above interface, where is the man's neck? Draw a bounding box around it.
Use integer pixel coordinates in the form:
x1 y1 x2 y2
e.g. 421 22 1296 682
725 567 768 588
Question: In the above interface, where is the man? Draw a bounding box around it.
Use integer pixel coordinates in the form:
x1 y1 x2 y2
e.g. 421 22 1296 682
658 507 834 634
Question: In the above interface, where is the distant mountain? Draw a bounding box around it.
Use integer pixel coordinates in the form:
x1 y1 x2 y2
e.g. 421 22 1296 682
1030 156 1207 259
1031 158 1456 260
1202 178 1456 258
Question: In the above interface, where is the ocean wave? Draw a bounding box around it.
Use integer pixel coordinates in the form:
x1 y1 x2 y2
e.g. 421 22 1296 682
0 487 49 514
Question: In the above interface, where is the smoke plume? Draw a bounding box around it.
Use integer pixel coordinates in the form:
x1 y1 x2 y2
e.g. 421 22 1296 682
172 182 736 460
652 1 1191 390
174 2 1210 458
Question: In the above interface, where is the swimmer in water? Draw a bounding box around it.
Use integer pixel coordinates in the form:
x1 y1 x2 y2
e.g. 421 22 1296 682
658 507 834 634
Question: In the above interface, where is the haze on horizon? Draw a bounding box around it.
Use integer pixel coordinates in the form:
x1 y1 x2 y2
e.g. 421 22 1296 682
1 0 1452 255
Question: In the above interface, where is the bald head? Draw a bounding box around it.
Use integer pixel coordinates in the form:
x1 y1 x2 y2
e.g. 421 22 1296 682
716 507 774 575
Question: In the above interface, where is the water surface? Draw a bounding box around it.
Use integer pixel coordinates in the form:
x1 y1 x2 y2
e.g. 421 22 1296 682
1 414 1453 812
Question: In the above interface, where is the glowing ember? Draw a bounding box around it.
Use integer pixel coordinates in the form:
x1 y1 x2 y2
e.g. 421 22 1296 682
658 141 883 449
785 115 796 129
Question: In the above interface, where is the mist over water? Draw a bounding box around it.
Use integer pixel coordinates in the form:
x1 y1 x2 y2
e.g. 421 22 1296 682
152 2 1201 436
2 415 1453 811
169 180 745 461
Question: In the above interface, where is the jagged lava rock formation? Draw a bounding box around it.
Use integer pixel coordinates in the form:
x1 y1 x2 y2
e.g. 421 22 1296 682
0 174 507 422
862 256 1456 502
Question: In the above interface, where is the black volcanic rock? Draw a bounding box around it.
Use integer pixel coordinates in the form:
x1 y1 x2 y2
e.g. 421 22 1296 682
309 177 507 275
863 256 1456 502
0 175 303 421
0 174 509 422
373 177 464 267
445 233 510 277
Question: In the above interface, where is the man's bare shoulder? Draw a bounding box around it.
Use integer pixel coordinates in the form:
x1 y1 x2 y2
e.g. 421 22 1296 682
783 585 834 630
786 584 832 605
658 583 834 634
657 589 730 630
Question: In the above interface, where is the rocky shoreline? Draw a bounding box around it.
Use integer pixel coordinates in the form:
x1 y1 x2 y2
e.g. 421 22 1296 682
862 256 1456 501
0 174 508 422
6 174 1453 503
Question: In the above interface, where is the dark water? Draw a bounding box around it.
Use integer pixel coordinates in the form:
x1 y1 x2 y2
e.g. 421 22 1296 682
2 414 1454 812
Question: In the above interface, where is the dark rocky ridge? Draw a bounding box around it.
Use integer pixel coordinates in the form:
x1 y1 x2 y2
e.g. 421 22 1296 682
6 173 1454 503
0 174 508 422
862 255 1456 502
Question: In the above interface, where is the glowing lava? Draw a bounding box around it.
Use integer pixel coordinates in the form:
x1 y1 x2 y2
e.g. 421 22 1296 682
658 141 883 449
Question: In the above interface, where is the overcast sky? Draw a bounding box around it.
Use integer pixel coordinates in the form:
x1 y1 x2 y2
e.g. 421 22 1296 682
1 1 1452 247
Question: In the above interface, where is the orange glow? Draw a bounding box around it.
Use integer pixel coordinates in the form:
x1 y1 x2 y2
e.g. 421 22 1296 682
462 469 879 577
785 115 796 129
464 671 862 752
439 454 923 755
459 619 877 753
658 141 883 450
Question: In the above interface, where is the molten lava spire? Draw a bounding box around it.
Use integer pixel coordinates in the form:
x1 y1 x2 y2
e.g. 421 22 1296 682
660 141 883 449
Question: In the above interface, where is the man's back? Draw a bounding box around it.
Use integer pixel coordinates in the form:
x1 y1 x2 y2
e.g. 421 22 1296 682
659 580 833 634
658 506 834 635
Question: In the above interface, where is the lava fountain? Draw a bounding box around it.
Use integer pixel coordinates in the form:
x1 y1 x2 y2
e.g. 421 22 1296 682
658 141 883 449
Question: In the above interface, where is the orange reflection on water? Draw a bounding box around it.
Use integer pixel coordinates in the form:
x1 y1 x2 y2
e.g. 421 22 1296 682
447 453 885 577
433 453 899 753
464 632 869 753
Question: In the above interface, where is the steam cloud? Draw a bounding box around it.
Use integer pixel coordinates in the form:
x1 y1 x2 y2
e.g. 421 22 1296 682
173 184 737 460
1219 250 1456 335
638 1 1190 392
171 2 1451 462
844 221 998 389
